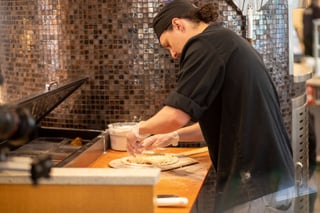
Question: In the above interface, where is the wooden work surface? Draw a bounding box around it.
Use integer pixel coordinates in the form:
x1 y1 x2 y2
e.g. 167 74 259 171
89 147 211 213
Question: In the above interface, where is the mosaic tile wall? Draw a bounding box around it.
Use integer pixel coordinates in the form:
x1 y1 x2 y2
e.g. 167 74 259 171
0 0 305 136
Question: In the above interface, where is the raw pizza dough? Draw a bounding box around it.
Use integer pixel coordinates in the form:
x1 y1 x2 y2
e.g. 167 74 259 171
122 153 179 167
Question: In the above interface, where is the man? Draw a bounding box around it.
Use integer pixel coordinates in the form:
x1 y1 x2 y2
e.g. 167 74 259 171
303 0 320 56
127 0 295 211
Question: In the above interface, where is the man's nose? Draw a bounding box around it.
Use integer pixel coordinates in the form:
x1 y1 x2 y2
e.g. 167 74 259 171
170 50 178 59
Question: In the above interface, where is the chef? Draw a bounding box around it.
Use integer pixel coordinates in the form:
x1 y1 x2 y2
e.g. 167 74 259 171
126 0 295 212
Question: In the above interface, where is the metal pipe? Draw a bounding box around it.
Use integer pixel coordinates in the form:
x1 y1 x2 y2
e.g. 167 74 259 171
45 81 58 91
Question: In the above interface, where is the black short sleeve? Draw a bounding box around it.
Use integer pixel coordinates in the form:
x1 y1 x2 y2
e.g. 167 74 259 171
164 38 226 121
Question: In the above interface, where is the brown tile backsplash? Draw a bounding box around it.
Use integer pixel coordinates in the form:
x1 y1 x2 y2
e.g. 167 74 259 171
0 0 303 137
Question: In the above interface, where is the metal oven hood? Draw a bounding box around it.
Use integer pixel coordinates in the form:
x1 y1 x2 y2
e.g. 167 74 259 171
15 76 89 125
1 76 105 169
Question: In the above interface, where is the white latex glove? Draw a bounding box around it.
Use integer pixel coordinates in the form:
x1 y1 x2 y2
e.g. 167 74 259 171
126 130 144 156
141 131 179 150
126 121 150 155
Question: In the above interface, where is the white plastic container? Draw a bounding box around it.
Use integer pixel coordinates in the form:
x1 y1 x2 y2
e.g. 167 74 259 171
108 122 136 151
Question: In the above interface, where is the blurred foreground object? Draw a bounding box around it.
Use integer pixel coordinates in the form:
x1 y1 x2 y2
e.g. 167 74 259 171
0 105 51 185
0 105 36 147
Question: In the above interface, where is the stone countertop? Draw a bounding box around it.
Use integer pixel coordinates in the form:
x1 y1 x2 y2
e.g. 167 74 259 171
0 167 160 185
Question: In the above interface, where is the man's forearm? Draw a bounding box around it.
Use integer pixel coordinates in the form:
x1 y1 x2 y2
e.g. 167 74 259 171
176 122 204 142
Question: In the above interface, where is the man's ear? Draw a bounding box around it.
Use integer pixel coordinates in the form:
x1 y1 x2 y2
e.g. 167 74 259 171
172 18 184 32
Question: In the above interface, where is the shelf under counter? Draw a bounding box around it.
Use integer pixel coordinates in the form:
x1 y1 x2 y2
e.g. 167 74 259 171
89 147 212 213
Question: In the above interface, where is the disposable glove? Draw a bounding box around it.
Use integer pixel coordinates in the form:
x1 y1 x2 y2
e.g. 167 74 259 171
142 131 179 150
126 121 150 155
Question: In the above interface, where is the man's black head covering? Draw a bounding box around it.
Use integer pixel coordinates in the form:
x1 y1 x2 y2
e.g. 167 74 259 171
152 0 197 39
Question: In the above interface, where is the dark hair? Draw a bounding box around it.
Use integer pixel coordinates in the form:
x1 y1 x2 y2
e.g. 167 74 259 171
153 0 219 39
187 3 219 24
165 4 219 32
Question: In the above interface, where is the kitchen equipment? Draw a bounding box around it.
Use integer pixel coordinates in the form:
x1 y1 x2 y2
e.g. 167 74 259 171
156 195 188 207
1 76 105 168
0 105 36 146
108 122 136 151
232 0 270 15
231 0 270 42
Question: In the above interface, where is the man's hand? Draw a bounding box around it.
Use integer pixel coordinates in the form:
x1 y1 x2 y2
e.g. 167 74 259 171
126 121 150 156
142 131 179 150
126 130 145 156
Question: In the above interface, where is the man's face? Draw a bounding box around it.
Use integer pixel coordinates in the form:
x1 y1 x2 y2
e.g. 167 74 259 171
159 19 189 59
159 31 184 59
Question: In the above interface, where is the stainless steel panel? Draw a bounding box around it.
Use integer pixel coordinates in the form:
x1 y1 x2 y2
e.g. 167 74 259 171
292 93 309 212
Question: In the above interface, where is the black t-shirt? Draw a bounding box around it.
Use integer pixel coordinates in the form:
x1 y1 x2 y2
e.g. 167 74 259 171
164 24 294 210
